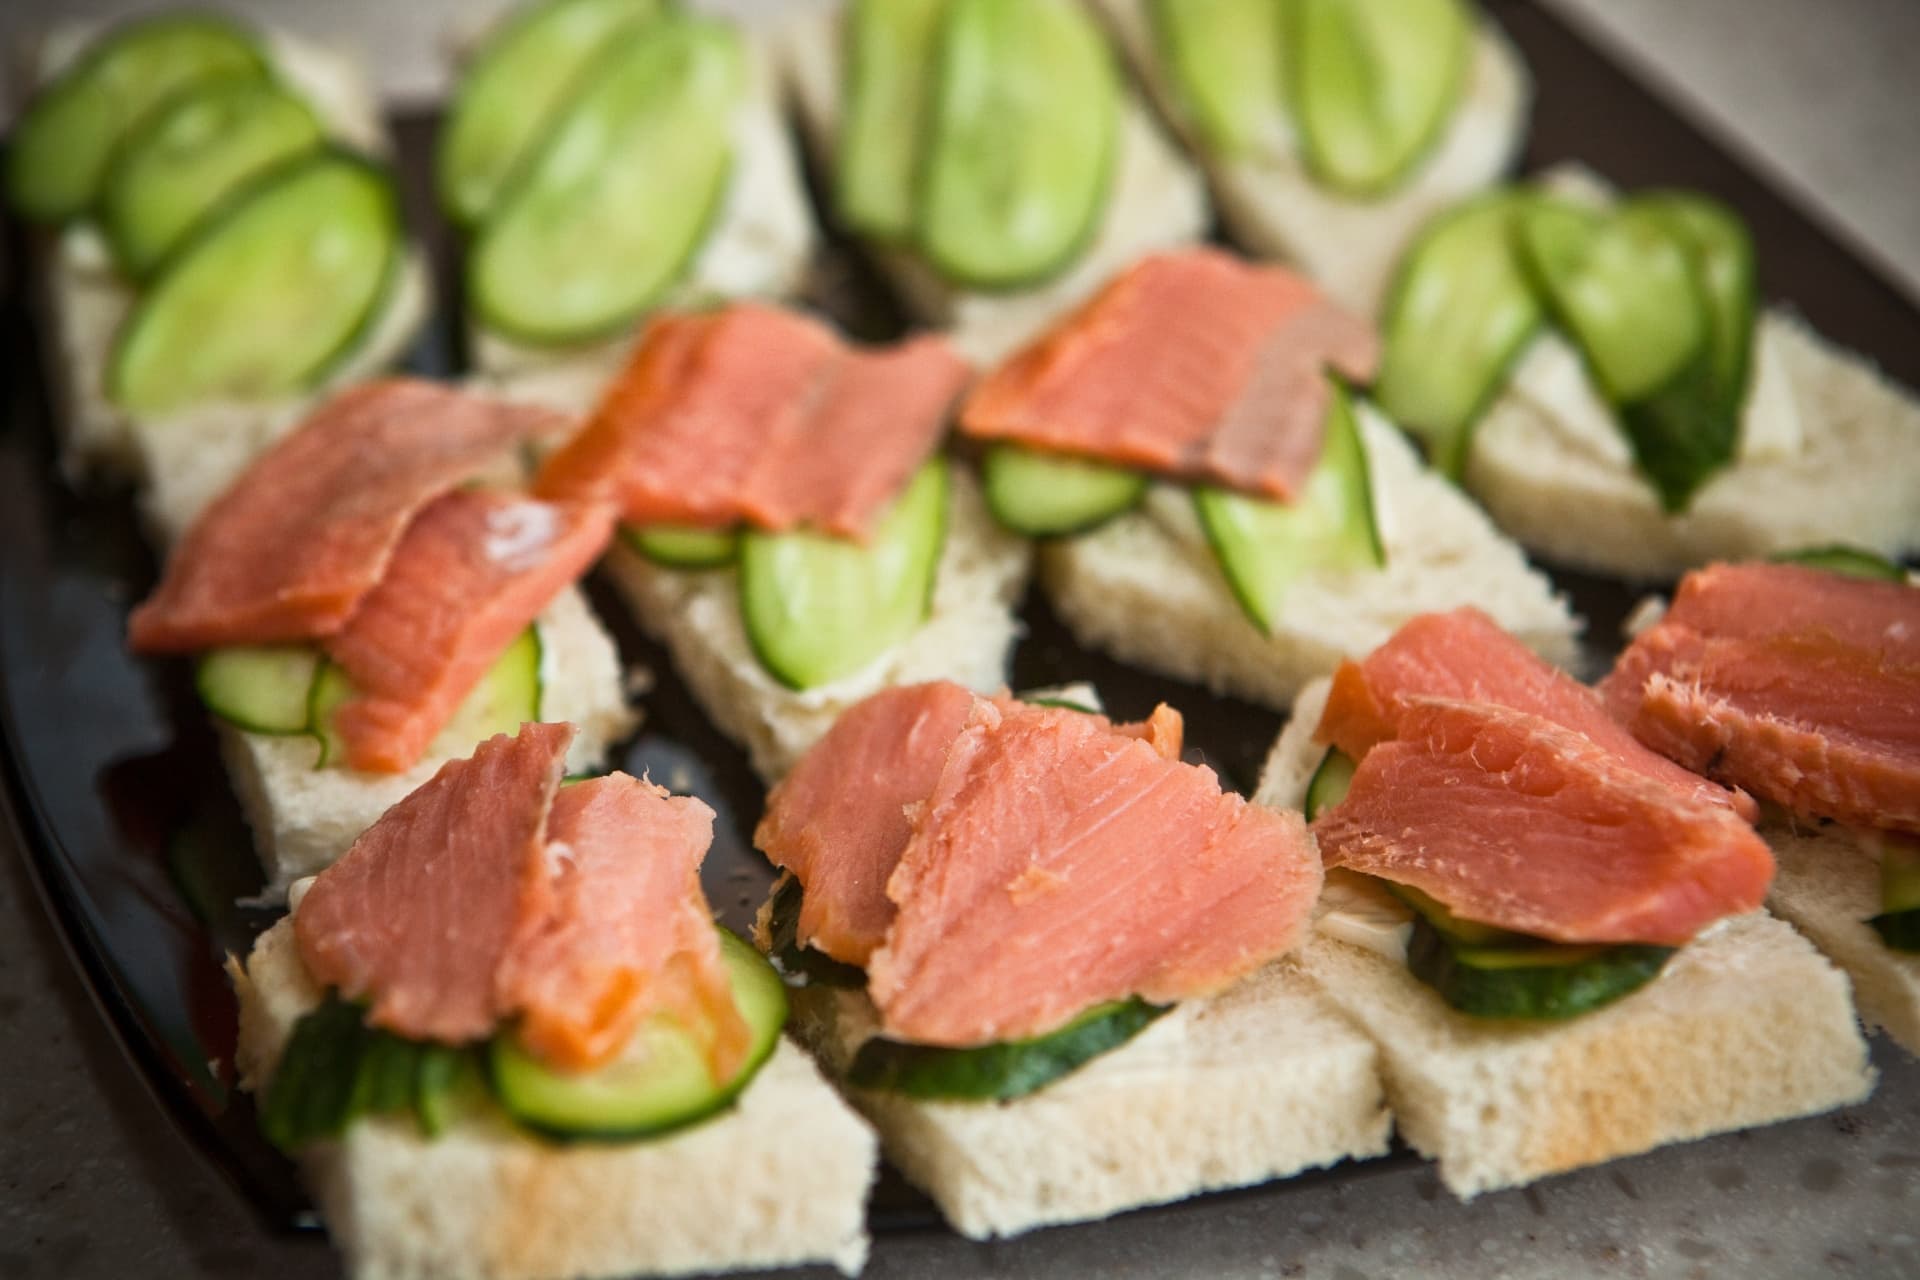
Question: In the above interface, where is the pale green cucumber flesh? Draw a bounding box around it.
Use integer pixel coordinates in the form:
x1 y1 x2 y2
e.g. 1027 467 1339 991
1881 837 1920 916
1406 917 1675 1020
310 626 543 769
979 444 1147 536
1192 382 1384 634
1302 747 1356 822
196 645 323 735
1148 0 1288 158
844 998 1169 1100
7 14 267 223
1376 191 1542 477
437 0 663 227
738 460 948 691
622 522 739 569
470 12 742 345
1289 0 1471 197
1382 880 1529 948
109 151 399 417
835 0 951 239
916 0 1119 290
1772 545 1908 583
489 929 787 1140
100 76 324 280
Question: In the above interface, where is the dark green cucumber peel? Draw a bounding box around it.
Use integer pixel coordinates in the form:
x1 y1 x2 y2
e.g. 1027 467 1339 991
763 876 868 990
1148 0 1288 159
1869 838 1920 954
916 0 1120 290
1771 545 1908 583
836 0 952 239
979 444 1148 537
621 522 740 569
7 14 268 223
1302 747 1357 822
1404 918 1675 1021
845 998 1170 1101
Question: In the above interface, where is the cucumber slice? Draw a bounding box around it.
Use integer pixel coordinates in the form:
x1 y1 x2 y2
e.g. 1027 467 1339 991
1193 382 1384 634
1288 0 1471 197
761 877 867 990
309 626 543 769
6 14 267 224
1519 198 1707 405
1375 191 1543 477
738 460 948 690
622 522 739 569
1406 918 1675 1021
109 150 400 418
261 995 471 1150
917 0 1119 290
1383 880 1528 948
979 444 1148 537
845 998 1169 1100
1637 193 1756 407
1148 0 1288 158
196 645 323 735
1880 837 1920 916
835 0 951 239
414 1045 485 1139
438 0 663 227
100 76 324 280
489 929 787 1140
1773 545 1909 583
470 12 743 345
1303 747 1356 821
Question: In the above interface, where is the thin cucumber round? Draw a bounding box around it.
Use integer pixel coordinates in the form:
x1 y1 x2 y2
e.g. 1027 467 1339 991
1635 192 1756 406
109 150 400 418
1288 0 1470 198
1880 837 1920 916
100 76 325 281
1302 747 1356 822
738 460 948 691
916 0 1119 290
1148 0 1289 159
7 14 267 223
979 444 1147 537
1772 545 1908 583
845 998 1169 1101
622 522 739 569
1192 381 1384 635
835 0 951 240
1406 917 1674 1021
469 12 743 345
489 929 787 1140
196 644 323 735
1382 880 1527 949
1375 191 1542 477
309 626 542 769
437 0 663 227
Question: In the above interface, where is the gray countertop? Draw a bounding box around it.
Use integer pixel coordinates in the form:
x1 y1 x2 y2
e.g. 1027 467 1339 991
3 3 1919 1278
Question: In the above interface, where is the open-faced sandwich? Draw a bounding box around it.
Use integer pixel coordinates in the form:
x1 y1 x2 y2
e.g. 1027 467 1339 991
534 302 1030 779
754 681 1390 1238
443 0 814 406
1256 607 1875 1197
7 12 429 478
958 246 1574 709
232 721 878 1279
779 0 1209 364
1602 555 1920 1055
128 379 633 891
1090 0 1529 314
1377 165 1920 578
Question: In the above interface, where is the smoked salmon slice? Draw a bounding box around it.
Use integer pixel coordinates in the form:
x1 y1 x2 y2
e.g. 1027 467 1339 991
759 682 1316 1047
130 379 564 652
536 304 969 539
322 491 615 774
1317 607 1755 819
1602 562 1920 834
1314 697 1775 946
960 248 1379 501
296 723 745 1075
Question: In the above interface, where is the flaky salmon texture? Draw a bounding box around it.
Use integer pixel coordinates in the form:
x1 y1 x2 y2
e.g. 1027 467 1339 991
294 722 748 1077
127 379 615 773
756 682 1320 1048
1311 608 1776 947
1602 561 1920 837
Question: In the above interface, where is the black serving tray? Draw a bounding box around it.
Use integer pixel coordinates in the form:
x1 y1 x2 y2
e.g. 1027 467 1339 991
1 0 1915 1262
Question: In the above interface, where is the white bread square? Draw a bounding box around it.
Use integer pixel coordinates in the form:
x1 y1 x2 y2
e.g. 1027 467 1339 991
465 35 817 406
784 965 1389 1241
221 586 636 896
232 917 877 1280
22 25 432 479
776 3 1211 367
1089 0 1530 316
1256 678 1877 1198
602 465 1032 781
1044 407 1578 711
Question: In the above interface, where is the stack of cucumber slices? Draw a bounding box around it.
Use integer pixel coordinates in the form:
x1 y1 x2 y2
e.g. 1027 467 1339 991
441 0 746 346
1151 0 1473 197
836 0 1121 291
8 16 403 418
1378 184 1758 511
